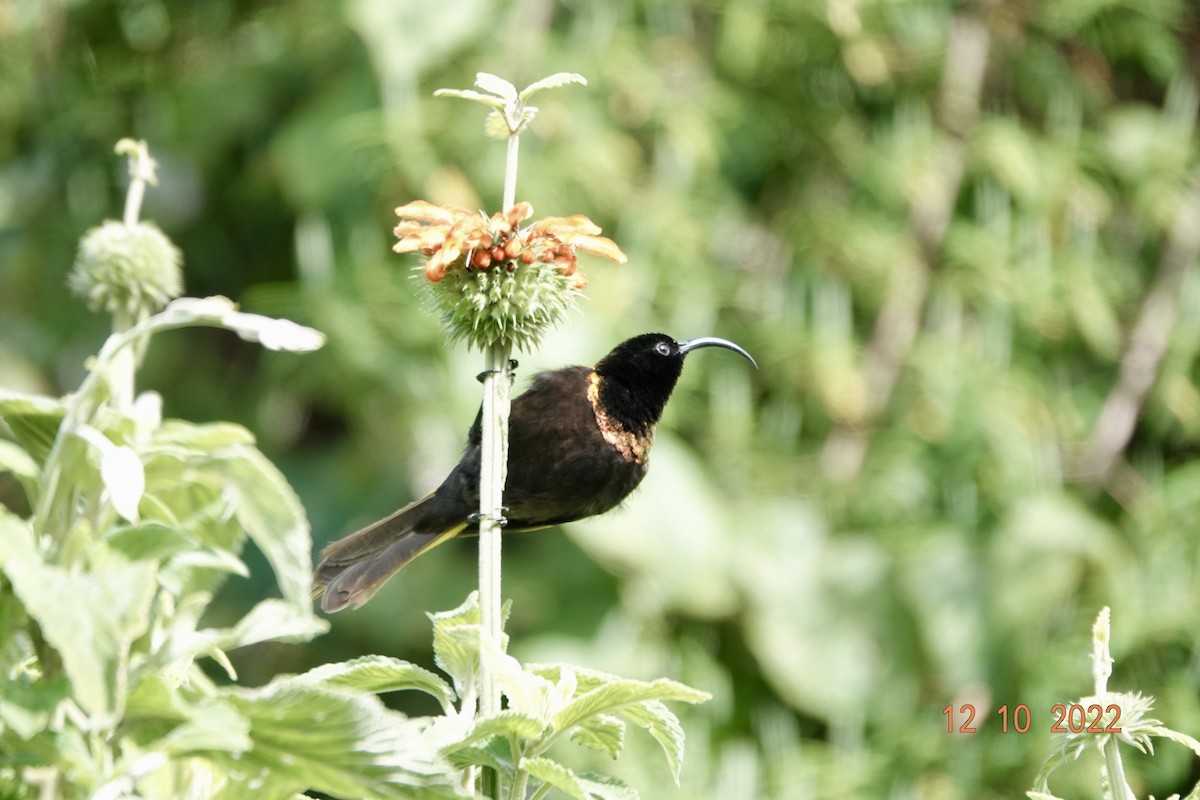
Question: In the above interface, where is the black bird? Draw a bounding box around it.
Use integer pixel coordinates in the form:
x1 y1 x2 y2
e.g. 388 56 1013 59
314 332 756 612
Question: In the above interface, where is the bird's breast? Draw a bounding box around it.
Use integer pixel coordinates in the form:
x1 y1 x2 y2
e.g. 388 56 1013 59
586 371 654 465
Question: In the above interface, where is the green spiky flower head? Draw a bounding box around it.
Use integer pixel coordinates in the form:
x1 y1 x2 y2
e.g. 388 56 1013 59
394 201 625 351
70 220 183 319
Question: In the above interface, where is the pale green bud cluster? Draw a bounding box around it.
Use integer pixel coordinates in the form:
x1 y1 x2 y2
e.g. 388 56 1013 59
70 220 183 319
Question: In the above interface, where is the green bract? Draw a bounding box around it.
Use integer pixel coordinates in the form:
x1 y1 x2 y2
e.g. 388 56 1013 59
426 259 580 352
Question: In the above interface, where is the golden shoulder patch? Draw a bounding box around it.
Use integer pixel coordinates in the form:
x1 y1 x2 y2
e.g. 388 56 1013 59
587 371 654 465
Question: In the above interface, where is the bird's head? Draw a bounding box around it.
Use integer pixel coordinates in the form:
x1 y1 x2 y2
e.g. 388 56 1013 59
593 332 756 431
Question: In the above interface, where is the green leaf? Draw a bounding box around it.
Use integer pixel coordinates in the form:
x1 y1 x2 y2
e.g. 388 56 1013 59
297 655 456 712
210 599 328 651
474 72 517 102
0 673 69 740
155 699 252 755
0 390 64 466
429 592 510 692
221 678 453 799
444 710 545 751
575 773 639 800
570 713 625 759
221 448 315 607
431 88 507 111
104 522 196 563
518 72 587 100
5 555 157 716
151 420 256 450
520 756 587 800
0 438 38 481
620 701 687 783
550 678 710 736
443 742 513 776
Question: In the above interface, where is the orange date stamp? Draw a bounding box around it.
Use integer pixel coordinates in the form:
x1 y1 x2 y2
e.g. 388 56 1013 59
944 703 1123 734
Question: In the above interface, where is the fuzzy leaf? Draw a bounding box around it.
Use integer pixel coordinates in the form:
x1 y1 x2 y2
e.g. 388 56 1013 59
551 678 710 735
474 72 518 102
432 88 507 111
211 598 328 650
221 447 315 607
570 713 626 759
519 72 587 100
220 678 453 798
4 555 157 716
297 655 456 712
445 710 545 751
521 756 588 800
576 773 639 800
621 701 687 783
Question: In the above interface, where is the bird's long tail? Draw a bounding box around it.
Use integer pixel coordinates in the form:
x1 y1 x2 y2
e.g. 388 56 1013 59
313 494 467 613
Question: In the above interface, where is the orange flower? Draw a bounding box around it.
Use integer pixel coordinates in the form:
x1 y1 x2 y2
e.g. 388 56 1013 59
393 201 625 285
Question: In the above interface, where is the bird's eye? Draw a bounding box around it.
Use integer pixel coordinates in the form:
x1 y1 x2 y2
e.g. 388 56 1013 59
654 342 672 356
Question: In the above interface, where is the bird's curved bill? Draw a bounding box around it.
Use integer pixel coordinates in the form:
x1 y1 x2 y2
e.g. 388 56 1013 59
676 336 758 368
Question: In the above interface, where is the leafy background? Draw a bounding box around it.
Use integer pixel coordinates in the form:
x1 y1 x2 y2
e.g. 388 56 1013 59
4 0 1200 796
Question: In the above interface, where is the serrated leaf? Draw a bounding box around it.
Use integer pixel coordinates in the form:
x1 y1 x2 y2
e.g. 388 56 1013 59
444 743 513 776
221 448 314 606
445 710 545 751
570 713 625 759
5 557 157 716
576 773 639 800
518 72 587 100
431 623 481 695
521 756 587 800
621 701 686 783
485 110 513 139
297 655 455 712
550 678 710 735
221 678 453 798
474 72 518 102
1148 726 1200 757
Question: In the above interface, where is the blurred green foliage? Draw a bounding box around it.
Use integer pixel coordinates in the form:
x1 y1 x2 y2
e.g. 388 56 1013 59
3 0 1200 797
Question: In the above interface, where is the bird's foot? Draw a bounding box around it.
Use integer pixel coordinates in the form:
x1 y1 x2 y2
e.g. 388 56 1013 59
475 359 519 383
468 507 509 527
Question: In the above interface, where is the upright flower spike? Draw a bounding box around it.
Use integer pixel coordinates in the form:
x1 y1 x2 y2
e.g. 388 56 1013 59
395 201 626 351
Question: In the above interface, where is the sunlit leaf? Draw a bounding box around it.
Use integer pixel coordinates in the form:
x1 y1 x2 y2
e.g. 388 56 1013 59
4 554 156 716
474 72 518 102
570 713 626 759
297 655 456 712
520 756 587 800
550 678 710 735
620 701 686 783
220 678 454 798
518 72 587 100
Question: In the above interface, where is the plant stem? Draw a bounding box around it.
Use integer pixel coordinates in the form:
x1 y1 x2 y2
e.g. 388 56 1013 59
503 133 520 211
477 126 522 798
477 343 511 714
